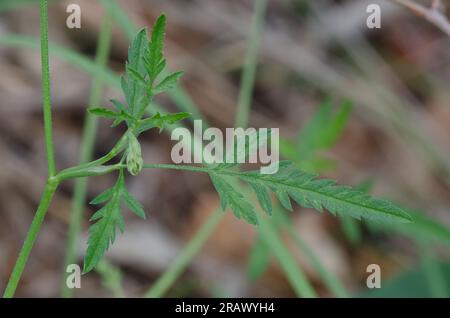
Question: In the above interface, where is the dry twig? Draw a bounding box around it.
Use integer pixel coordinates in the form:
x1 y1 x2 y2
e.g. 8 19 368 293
391 0 450 36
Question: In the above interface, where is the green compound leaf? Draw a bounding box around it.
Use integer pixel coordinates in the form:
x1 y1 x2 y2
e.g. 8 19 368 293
83 15 184 273
209 161 412 224
118 15 182 121
84 171 146 273
84 173 125 274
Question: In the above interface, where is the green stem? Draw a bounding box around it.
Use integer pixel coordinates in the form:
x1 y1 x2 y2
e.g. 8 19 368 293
235 0 267 128
2 166 122 298
61 16 113 298
3 179 59 298
57 164 124 182
145 209 225 298
143 163 209 173
39 0 56 177
0 0 58 12
3 0 56 298
61 133 128 174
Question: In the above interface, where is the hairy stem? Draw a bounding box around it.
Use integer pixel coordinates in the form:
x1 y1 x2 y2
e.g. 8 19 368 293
61 133 128 174
56 164 124 182
61 16 113 298
3 179 59 298
3 0 56 298
40 0 56 177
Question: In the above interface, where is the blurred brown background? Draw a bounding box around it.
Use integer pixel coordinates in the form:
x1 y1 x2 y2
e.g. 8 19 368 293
1 0 450 297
